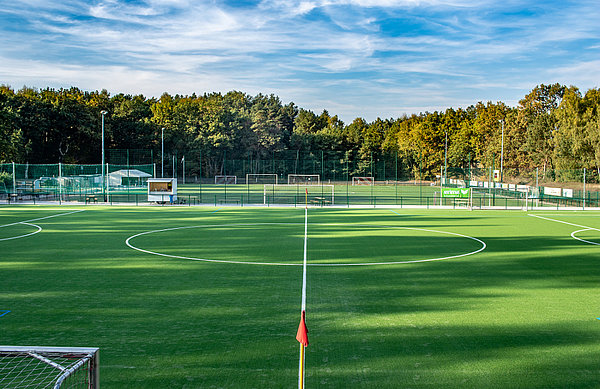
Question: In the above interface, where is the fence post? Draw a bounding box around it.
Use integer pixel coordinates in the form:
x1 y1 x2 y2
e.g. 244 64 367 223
12 162 16 194
583 168 586 210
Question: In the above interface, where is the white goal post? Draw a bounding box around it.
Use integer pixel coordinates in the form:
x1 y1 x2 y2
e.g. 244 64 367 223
352 176 374 186
287 174 320 185
0 346 99 389
246 173 278 184
263 184 334 205
214 175 237 184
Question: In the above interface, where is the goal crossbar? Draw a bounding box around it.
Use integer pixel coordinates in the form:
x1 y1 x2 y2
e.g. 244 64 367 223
214 175 237 184
0 346 99 389
352 176 374 186
287 174 320 185
263 184 334 205
246 173 278 184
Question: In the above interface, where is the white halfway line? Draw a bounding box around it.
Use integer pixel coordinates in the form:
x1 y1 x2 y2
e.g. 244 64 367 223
301 207 308 312
529 214 600 246
298 206 308 389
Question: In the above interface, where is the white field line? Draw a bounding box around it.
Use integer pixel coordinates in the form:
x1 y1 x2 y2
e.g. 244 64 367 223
528 214 600 231
571 229 600 246
0 223 42 241
529 214 600 246
0 210 85 242
301 208 308 311
299 207 308 389
0 210 85 228
125 222 486 266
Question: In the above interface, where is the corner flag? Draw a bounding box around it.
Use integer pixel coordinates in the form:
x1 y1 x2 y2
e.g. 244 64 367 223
296 310 309 347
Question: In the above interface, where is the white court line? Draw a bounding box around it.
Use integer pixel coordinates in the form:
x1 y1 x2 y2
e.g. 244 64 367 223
529 214 600 246
125 222 486 266
0 210 85 241
0 210 85 228
301 209 308 310
0 222 42 241
571 229 600 246
529 214 600 231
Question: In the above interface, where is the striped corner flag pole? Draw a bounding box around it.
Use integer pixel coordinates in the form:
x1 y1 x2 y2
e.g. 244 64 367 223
298 205 309 389
305 188 308 209
297 310 308 389
296 310 309 346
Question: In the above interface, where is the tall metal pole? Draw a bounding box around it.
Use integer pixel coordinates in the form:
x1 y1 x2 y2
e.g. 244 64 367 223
444 130 448 185
500 119 504 182
161 127 164 178
100 110 107 201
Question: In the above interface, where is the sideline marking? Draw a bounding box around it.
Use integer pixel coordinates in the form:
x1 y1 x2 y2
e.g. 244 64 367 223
529 214 600 246
126 222 486 266
0 310 10 318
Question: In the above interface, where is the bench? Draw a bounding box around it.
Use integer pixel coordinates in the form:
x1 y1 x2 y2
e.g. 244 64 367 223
85 195 98 204
309 197 331 206
218 198 240 205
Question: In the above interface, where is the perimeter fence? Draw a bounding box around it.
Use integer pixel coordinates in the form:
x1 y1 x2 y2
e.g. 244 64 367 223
1 158 599 209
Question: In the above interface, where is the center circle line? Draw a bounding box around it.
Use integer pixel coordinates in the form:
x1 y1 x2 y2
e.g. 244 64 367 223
125 222 486 266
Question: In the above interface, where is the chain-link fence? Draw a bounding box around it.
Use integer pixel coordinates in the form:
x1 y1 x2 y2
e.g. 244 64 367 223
1 153 599 208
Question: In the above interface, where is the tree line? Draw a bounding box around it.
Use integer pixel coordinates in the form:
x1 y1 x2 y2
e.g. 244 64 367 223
1 83 599 180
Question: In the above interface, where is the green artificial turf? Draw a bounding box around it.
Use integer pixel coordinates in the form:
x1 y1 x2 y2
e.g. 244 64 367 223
1 206 600 388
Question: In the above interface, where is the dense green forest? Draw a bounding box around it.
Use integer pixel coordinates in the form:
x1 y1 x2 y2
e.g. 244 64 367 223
1 83 599 180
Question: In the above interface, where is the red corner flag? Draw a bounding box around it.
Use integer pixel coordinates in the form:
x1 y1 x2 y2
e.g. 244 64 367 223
296 310 309 346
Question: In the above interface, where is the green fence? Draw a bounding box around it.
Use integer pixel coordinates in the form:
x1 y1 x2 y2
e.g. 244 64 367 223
0 163 154 197
1 160 599 209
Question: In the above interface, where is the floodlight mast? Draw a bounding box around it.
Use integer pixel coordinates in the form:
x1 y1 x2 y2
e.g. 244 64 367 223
100 110 108 201
161 127 165 178
444 130 448 184
499 119 504 182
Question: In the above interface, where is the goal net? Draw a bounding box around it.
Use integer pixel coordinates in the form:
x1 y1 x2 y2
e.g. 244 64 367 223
0 346 99 389
246 173 278 184
263 184 334 205
214 175 237 184
352 176 374 186
287 174 320 185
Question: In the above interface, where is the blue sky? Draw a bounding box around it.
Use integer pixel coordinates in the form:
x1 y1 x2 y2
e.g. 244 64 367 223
1 0 599 123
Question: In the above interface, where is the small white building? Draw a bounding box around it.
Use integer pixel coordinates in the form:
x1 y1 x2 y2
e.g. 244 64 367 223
147 178 177 203
109 169 152 187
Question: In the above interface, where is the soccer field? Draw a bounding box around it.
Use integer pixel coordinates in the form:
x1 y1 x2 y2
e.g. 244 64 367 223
1 205 600 388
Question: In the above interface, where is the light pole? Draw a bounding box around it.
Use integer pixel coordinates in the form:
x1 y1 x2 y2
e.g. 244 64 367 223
499 119 504 182
100 110 107 201
161 127 164 178
444 130 448 185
